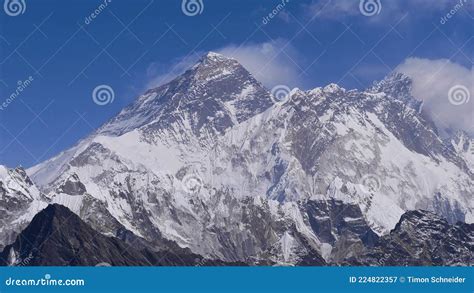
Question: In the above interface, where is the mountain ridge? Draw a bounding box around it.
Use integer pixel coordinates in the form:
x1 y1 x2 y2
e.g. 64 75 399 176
1 52 472 265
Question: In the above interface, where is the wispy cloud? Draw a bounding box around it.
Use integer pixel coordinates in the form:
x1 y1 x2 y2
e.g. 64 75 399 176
396 57 473 136
305 0 468 21
145 40 305 90
216 39 304 89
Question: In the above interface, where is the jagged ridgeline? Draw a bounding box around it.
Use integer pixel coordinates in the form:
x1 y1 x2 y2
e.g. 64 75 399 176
1 53 473 266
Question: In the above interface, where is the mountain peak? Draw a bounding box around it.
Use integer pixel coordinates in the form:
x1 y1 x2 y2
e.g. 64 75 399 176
203 51 228 60
39 203 71 222
323 83 345 94
380 72 412 87
98 51 273 137
190 52 241 76
194 51 235 66
370 72 414 98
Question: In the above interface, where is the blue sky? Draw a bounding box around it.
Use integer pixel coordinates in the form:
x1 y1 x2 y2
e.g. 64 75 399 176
0 0 473 168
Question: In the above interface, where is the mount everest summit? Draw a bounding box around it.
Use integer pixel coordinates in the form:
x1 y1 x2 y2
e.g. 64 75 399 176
0 52 472 266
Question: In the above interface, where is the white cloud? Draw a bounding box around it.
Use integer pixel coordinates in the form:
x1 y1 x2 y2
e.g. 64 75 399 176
145 40 305 91
216 40 304 89
306 0 466 21
396 57 473 136
307 0 359 19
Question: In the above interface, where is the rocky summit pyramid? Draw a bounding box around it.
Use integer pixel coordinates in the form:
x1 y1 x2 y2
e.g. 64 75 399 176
1 52 472 266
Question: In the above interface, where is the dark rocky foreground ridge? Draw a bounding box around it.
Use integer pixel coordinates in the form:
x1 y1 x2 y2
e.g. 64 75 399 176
0 204 471 266
0 204 243 266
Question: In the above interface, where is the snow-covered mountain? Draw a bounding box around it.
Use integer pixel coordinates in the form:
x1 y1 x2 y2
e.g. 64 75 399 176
1 52 472 265
0 166 47 250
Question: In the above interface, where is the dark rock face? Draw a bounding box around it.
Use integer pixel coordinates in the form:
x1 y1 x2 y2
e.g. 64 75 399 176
0 204 241 266
56 174 87 195
305 200 378 247
342 210 474 266
303 199 379 262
